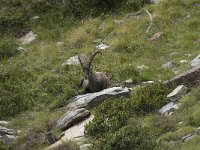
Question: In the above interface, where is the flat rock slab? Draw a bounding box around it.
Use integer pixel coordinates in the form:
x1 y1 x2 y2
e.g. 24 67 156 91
47 115 94 150
57 108 90 131
68 87 130 109
96 44 109 50
0 126 14 135
18 31 37 44
167 85 188 102
158 102 178 115
190 53 200 67
164 66 200 87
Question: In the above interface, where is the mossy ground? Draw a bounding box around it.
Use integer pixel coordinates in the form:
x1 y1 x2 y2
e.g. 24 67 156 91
0 0 200 149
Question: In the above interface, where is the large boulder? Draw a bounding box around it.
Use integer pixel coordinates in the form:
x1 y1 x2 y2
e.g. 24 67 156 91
158 102 179 115
57 108 90 131
18 31 37 44
68 87 130 109
164 66 200 87
167 85 188 102
190 53 200 67
47 115 94 150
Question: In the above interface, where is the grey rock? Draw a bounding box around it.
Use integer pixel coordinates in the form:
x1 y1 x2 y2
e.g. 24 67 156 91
0 126 14 135
56 42 65 47
0 134 16 144
96 44 109 50
18 31 37 44
62 55 80 66
32 16 39 19
182 134 196 142
164 65 200 87
68 87 130 109
46 116 94 150
169 52 178 56
162 61 174 69
16 47 26 53
57 108 90 131
136 65 149 70
158 102 178 115
191 53 200 67
113 19 124 25
0 121 10 126
167 85 188 102
80 144 93 150
180 60 188 63
141 81 154 85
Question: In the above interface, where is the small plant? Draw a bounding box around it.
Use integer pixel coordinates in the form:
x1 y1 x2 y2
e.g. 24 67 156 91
0 36 18 59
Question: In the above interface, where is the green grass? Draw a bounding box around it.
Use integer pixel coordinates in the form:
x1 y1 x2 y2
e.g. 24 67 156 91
1 0 200 149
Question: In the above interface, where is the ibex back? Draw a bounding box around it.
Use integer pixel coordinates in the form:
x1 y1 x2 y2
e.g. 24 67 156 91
78 50 111 93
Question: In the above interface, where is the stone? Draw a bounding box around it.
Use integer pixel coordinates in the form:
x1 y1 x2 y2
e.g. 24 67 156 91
164 65 200 87
123 79 133 86
136 65 149 70
80 144 93 150
56 42 65 47
18 31 37 44
57 108 90 131
113 19 124 25
182 134 196 142
62 55 80 66
158 102 178 115
16 47 25 53
141 81 154 85
32 16 40 20
169 52 178 56
0 121 10 126
0 126 14 135
180 60 188 63
190 53 200 67
68 87 130 109
167 85 188 102
47 115 94 150
149 32 164 42
96 44 109 50
162 61 174 69
0 134 16 144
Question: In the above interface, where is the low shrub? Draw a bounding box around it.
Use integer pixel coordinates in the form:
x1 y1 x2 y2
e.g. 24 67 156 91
0 36 18 59
90 125 156 150
85 83 169 137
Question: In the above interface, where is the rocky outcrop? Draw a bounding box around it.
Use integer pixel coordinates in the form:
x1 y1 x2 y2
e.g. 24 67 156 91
57 108 90 131
18 31 37 44
62 55 80 66
190 53 200 67
47 115 94 150
164 66 200 87
158 102 179 115
68 87 130 109
0 126 16 144
167 85 188 102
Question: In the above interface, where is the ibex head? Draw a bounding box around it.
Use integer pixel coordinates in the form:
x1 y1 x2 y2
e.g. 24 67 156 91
78 50 102 80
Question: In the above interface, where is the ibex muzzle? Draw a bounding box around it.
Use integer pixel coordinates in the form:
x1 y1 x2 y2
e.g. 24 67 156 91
78 50 111 93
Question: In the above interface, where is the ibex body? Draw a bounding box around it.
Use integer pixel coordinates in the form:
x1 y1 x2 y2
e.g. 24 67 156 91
78 51 110 93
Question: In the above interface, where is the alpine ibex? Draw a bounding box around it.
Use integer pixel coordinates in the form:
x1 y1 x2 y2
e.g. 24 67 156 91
78 50 111 93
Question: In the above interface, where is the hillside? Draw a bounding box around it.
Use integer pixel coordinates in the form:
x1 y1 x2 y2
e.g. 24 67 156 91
0 0 200 150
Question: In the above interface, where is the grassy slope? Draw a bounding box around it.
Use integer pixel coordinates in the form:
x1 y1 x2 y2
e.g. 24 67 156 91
1 0 200 149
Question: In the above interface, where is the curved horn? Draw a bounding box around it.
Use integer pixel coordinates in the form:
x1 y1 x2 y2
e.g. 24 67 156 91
78 55 84 68
87 50 102 67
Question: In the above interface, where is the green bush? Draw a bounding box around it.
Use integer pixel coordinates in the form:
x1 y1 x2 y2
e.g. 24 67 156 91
90 125 156 150
0 36 18 59
85 83 168 137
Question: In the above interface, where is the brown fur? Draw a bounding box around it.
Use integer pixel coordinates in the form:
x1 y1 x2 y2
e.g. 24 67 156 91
78 50 111 93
